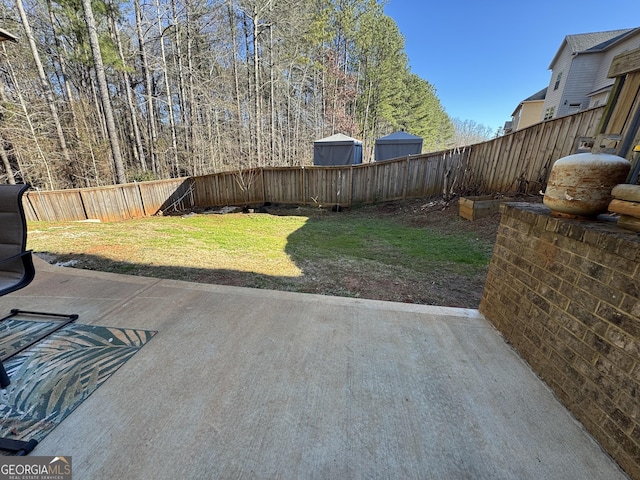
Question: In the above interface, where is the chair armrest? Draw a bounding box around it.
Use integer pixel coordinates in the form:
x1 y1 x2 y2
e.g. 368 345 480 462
0 251 33 266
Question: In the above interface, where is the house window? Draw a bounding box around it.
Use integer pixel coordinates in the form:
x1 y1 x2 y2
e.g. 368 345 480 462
544 107 555 120
554 72 562 91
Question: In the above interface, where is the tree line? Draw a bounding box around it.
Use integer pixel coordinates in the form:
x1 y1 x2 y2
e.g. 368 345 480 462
0 0 463 190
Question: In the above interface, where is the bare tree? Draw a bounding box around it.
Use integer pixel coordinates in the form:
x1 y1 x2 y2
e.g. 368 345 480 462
155 0 179 176
81 0 127 184
135 0 159 175
108 1 147 173
0 0 454 187
16 0 76 186
4 50 54 189
452 118 495 147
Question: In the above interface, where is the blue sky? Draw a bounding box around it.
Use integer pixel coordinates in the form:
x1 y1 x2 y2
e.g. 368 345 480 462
383 0 639 134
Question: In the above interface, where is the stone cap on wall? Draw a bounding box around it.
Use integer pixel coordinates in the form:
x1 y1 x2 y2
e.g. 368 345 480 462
501 202 640 263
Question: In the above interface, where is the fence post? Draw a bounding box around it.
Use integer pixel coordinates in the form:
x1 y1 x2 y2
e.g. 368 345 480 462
301 166 306 205
402 156 409 200
347 166 353 207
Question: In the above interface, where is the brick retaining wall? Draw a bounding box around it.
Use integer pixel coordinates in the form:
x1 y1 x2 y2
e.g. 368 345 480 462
480 202 640 478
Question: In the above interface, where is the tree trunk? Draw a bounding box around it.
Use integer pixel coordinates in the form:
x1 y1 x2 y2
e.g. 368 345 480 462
171 0 190 173
227 1 245 160
16 0 76 186
135 0 158 175
5 54 54 189
81 0 127 184
252 7 262 166
0 72 16 183
156 0 180 176
0 140 16 184
269 19 276 165
243 12 253 162
46 0 81 144
109 3 146 172
185 6 197 174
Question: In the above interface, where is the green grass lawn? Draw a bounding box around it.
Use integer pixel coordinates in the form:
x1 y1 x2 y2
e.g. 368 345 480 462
27 206 496 307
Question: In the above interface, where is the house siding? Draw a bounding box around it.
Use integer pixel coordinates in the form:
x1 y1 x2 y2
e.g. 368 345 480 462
542 45 573 119
593 32 640 92
517 101 544 130
557 53 601 117
589 91 609 109
511 106 522 130
538 28 640 123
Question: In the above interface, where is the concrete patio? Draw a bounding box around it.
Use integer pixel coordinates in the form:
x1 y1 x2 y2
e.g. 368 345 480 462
0 258 629 479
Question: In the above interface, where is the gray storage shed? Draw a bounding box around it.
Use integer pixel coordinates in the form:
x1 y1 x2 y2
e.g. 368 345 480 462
313 133 363 166
374 131 423 161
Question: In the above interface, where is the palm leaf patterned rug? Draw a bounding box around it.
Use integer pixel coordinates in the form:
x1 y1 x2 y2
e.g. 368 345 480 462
0 318 156 452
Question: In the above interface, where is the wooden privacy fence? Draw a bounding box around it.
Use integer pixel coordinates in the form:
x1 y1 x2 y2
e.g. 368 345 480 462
23 178 195 222
22 106 605 222
458 105 605 194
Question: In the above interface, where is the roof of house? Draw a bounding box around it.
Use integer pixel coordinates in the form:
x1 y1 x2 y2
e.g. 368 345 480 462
583 29 637 52
511 87 547 116
587 84 613 97
548 27 639 69
523 87 547 103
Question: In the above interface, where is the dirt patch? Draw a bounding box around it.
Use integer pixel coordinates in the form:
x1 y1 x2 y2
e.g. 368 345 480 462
258 196 534 308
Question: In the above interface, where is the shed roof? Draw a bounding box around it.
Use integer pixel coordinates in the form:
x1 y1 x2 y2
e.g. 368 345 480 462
376 131 423 144
314 133 362 145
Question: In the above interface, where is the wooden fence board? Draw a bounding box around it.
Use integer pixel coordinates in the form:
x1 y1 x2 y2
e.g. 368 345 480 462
304 167 351 206
521 123 544 193
492 134 509 192
505 132 525 192
406 156 432 197
537 120 558 185
351 163 377 204
193 170 264 207
139 178 194 215
372 158 406 202
25 189 86 222
119 184 146 219
22 107 605 222
21 194 39 222
467 142 488 194
263 167 303 204
194 173 228 206
608 72 640 134
81 186 134 222
228 169 264 205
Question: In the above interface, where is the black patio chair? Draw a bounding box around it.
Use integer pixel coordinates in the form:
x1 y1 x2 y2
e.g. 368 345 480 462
0 184 35 389
0 184 77 455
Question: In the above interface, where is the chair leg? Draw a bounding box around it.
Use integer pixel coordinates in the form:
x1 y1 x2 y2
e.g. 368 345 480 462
0 360 9 389
0 438 39 455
